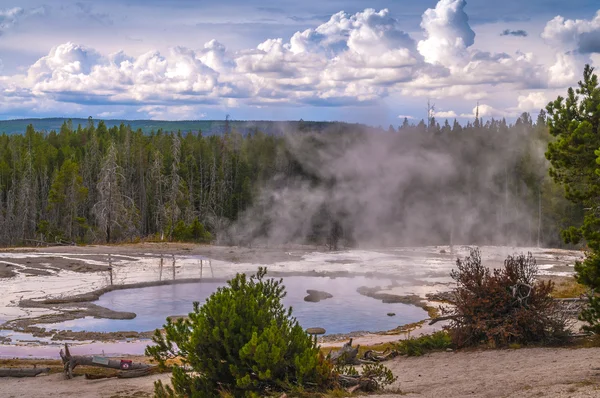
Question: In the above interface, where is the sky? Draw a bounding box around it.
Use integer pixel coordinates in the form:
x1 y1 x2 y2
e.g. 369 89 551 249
0 0 599 124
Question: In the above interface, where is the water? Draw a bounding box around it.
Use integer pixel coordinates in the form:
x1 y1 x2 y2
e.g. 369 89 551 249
40 276 427 335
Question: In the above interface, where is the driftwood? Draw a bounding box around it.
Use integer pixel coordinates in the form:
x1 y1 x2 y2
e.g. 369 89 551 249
84 367 156 380
60 343 152 379
329 338 359 365
0 367 50 377
363 349 399 362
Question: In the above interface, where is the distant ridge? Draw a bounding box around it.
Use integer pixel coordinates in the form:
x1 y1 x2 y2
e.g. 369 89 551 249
0 118 361 136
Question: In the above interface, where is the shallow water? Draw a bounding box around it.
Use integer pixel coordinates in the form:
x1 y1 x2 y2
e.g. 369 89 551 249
41 276 427 335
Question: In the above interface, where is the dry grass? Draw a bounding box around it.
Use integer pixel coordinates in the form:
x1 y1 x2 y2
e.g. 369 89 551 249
0 358 63 374
551 277 587 299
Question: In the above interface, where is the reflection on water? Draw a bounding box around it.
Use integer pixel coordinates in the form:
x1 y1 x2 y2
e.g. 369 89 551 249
43 276 427 335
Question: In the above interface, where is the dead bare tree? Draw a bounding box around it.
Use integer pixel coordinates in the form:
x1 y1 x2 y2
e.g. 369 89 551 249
149 150 166 238
93 143 138 243
165 134 185 240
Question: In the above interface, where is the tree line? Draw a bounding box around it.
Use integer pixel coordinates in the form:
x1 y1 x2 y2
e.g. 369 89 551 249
0 111 581 247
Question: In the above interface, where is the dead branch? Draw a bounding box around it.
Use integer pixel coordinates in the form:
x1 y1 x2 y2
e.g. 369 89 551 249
329 338 359 365
363 349 399 362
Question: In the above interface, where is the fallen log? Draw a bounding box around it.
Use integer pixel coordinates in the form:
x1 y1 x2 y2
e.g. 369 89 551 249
0 367 50 378
84 368 155 380
60 343 152 379
363 349 399 362
329 338 359 365
117 367 155 378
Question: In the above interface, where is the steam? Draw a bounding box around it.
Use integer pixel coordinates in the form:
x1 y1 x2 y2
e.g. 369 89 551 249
228 121 551 249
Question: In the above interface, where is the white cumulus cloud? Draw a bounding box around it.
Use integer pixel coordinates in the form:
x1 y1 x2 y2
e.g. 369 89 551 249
542 11 600 88
434 110 458 118
517 92 549 112
542 11 600 53
417 0 475 65
0 1 598 120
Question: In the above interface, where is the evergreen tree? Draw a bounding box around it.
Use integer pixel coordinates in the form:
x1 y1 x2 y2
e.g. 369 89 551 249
48 159 88 240
147 268 332 397
545 64 600 332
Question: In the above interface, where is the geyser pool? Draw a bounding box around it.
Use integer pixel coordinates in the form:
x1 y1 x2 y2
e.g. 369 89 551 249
42 276 428 335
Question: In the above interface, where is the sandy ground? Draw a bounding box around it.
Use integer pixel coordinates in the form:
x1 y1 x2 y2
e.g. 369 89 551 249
2 346 600 398
381 346 600 398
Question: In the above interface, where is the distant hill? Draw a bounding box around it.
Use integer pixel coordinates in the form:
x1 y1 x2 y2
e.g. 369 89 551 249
0 118 366 136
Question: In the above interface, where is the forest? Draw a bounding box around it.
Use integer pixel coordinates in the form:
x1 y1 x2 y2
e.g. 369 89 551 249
0 112 581 248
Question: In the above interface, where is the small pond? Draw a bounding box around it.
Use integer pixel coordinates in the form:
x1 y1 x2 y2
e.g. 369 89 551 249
42 276 427 335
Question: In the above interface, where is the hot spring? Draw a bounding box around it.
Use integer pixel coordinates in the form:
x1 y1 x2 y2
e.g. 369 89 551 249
41 276 428 335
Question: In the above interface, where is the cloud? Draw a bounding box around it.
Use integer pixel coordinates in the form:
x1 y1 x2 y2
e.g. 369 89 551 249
397 115 414 119
542 11 600 53
540 11 600 87
460 104 509 119
433 110 458 118
517 92 548 112
138 105 207 120
417 0 475 65
0 6 47 35
0 7 24 34
97 110 125 118
75 2 114 26
0 2 598 120
500 29 528 37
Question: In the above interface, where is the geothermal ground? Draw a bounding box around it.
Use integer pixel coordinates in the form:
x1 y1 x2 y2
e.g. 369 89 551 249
0 243 594 397
0 243 583 355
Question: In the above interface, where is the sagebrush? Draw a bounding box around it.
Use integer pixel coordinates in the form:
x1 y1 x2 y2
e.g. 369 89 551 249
444 248 571 348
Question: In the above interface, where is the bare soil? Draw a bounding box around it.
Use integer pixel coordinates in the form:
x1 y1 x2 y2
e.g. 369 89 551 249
2 346 600 397
0 263 16 278
381 346 600 398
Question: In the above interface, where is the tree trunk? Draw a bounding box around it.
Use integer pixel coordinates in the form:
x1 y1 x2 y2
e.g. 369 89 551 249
0 368 50 377
537 184 542 248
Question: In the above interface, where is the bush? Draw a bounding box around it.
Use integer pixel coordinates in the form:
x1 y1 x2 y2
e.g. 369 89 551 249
444 248 571 348
171 219 212 243
147 268 333 397
397 331 452 356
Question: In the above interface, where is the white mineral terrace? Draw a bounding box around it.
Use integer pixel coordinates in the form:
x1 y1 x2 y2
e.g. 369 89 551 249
0 245 582 323
0 245 583 357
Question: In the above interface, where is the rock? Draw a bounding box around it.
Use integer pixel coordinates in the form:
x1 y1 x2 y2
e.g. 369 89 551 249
306 327 326 335
387 312 396 317
446 348 453 352
304 290 333 302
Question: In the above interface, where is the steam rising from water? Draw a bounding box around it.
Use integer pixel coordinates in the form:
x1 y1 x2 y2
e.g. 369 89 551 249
229 124 553 248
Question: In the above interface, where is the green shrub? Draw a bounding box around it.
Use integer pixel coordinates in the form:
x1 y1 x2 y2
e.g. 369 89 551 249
147 268 333 397
397 331 452 356
171 219 212 242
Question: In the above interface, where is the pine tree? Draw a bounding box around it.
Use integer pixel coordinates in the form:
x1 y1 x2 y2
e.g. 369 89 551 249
545 64 600 332
147 268 332 397
48 159 88 240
